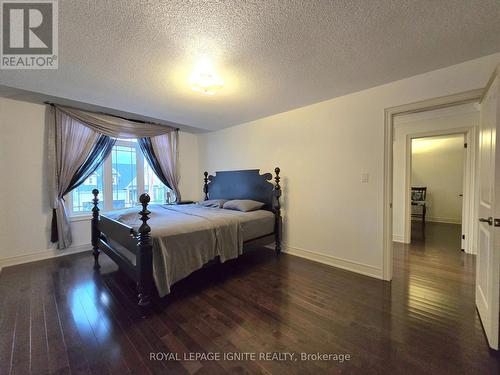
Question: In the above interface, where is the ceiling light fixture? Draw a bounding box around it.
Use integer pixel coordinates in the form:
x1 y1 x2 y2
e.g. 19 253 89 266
189 58 224 95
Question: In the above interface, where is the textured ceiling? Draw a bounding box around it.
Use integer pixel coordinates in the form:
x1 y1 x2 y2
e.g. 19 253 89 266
1 0 499 132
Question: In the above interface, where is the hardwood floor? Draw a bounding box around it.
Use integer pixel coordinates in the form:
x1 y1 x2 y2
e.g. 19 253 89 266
1 222 498 374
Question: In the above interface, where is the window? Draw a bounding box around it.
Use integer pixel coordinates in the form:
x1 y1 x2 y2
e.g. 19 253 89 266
71 165 104 212
84 174 97 186
144 161 171 204
68 139 172 215
111 142 137 209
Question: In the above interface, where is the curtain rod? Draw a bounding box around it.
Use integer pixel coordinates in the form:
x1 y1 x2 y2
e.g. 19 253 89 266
44 101 180 131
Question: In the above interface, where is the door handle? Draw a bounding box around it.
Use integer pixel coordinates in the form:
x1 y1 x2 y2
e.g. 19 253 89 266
479 217 493 225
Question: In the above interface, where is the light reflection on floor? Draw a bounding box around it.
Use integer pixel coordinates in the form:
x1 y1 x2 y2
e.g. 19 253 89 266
70 280 113 345
392 221 479 350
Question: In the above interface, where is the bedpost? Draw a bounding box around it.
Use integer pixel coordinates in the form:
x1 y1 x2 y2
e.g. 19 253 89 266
91 189 101 269
203 171 209 200
274 167 282 255
137 193 153 313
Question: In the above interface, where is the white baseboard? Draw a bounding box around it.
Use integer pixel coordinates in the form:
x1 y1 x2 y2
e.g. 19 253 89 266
412 217 461 224
427 217 461 224
392 234 406 243
282 244 383 279
0 243 91 270
466 246 477 255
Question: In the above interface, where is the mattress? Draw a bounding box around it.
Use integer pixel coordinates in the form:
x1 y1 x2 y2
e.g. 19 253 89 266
185 205 275 240
106 204 275 241
232 208 275 241
103 204 275 296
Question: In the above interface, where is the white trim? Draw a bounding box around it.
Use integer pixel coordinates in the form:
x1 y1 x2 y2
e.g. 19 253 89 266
70 214 91 222
383 88 484 281
103 150 113 211
393 103 479 124
282 244 383 279
136 141 145 198
392 234 406 243
0 243 91 269
424 217 462 224
404 134 412 244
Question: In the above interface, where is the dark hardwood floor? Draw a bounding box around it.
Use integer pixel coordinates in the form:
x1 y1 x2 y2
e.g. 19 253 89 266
1 222 498 374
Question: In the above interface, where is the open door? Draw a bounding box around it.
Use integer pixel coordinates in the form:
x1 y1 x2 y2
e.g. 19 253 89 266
476 65 500 350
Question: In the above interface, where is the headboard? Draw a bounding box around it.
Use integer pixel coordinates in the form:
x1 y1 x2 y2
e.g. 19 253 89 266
203 168 280 210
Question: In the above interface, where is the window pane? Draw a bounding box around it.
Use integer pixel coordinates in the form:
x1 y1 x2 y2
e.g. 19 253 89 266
71 165 104 213
144 160 173 204
111 143 137 209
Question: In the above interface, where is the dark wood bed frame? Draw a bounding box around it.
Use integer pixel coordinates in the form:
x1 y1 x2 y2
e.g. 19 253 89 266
91 168 282 310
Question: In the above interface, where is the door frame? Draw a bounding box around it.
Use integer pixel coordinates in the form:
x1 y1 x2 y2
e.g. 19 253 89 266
382 88 484 280
402 127 477 253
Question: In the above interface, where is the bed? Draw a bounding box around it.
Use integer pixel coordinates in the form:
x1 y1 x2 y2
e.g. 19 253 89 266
90 168 282 311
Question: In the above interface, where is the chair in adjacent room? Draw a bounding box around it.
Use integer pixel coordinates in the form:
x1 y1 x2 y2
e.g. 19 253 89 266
411 186 427 224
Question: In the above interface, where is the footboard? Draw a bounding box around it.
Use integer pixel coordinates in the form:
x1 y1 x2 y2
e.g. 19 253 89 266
91 189 153 310
98 215 138 280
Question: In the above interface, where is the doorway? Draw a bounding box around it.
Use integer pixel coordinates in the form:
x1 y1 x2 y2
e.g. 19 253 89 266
382 64 500 350
382 89 483 282
392 104 478 252
390 104 486 354
409 134 466 247
384 67 500 350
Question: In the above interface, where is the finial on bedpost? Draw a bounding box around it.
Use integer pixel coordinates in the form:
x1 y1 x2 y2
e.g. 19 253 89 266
139 193 151 236
137 193 153 313
274 167 281 210
273 167 282 255
203 171 209 200
274 167 281 192
91 189 101 269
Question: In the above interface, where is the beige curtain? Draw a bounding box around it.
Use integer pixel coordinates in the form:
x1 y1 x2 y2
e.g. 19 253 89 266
47 104 180 248
47 107 99 248
150 131 181 202
56 105 176 138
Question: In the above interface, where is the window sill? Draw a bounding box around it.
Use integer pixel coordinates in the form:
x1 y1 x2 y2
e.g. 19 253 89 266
70 214 92 222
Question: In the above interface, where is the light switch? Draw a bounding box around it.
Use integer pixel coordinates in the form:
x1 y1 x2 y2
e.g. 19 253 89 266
361 173 369 183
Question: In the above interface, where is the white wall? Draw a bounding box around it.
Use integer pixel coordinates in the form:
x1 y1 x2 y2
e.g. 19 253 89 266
392 108 479 241
0 98 200 267
411 135 465 223
177 132 201 201
199 53 500 278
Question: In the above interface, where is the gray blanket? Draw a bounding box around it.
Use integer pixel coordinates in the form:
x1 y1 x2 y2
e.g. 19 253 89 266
105 204 245 297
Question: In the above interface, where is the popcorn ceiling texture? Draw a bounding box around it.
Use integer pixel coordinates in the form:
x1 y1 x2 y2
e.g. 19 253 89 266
0 0 499 131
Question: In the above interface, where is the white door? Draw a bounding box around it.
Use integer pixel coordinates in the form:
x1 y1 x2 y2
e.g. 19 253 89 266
476 65 500 350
